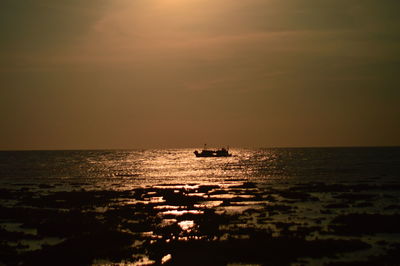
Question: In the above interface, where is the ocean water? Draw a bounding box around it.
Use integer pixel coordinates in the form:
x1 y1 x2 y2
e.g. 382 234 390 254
1 147 400 265
1 147 399 187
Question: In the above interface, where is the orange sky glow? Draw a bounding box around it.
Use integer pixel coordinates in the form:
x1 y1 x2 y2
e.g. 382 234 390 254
1 0 399 149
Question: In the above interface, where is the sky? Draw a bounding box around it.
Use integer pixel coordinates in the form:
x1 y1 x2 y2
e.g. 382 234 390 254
1 0 399 150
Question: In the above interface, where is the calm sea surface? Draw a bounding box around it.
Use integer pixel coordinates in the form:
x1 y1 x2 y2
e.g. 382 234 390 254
1 147 400 265
1 147 399 188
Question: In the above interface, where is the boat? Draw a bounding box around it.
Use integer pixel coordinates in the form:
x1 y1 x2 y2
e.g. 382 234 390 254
194 146 232 157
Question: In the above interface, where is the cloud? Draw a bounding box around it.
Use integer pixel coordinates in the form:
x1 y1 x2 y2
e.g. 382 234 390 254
1 0 399 148
0 0 109 53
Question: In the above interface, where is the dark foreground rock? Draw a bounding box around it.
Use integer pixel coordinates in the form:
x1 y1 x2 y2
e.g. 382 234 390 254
1 181 399 265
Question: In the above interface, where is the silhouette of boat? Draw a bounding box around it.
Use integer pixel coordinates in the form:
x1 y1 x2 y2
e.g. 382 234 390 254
194 146 232 157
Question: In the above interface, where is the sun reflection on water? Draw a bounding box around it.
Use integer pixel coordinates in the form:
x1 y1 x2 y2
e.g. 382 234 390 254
81 148 285 191
161 210 204 216
177 220 195 231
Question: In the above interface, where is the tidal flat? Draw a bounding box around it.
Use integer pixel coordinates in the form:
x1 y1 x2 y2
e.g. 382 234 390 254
1 180 400 265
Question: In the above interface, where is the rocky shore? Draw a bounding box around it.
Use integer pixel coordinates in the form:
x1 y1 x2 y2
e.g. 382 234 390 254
1 180 400 265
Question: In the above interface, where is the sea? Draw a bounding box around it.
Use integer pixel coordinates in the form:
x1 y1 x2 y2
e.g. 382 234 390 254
1 147 400 265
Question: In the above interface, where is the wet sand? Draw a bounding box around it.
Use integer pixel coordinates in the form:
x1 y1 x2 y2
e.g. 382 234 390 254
1 179 400 265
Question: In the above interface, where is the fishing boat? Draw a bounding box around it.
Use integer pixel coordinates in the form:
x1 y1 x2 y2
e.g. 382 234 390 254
194 146 232 157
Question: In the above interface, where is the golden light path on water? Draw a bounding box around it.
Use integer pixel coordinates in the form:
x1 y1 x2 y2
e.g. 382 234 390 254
88 148 282 190
87 149 282 265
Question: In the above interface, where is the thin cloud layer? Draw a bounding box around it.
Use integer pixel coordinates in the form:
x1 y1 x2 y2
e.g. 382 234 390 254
0 0 399 149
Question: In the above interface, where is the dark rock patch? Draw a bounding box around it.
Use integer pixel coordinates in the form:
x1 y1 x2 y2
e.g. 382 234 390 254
330 213 400 235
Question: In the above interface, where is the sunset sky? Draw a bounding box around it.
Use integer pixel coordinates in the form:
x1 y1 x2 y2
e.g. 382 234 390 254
1 0 399 149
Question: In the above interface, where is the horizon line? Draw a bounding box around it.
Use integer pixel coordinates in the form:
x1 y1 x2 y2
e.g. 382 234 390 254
1 145 399 152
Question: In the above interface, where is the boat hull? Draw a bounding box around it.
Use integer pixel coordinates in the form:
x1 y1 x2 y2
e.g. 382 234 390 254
194 149 232 157
194 154 232 157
